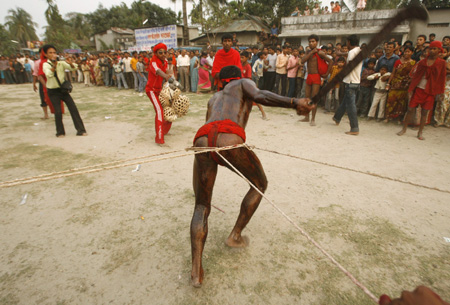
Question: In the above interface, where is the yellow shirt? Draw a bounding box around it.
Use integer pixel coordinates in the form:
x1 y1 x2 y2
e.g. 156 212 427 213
43 61 78 89
130 57 138 71
275 53 289 74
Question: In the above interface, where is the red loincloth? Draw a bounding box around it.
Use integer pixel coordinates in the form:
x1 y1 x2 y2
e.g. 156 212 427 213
193 119 246 166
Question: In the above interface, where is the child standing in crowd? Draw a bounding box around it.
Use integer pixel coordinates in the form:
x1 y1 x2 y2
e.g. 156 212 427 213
325 56 345 113
357 58 376 117
252 52 266 89
312 3 320 15
24 59 33 83
304 6 311 15
398 40 447 140
242 51 267 120
166 57 175 79
113 58 128 90
136 56 147 96
367 65 391 121
81 60 91 87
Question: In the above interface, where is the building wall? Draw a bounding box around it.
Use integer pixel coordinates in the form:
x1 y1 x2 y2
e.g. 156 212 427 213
409 9 450 42
95 30 116 51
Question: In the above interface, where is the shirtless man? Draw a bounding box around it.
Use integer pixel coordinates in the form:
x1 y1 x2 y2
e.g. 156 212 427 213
300 34 333 126
190 65 313 287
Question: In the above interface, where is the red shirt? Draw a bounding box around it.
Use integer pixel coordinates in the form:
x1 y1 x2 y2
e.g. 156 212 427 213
409 57 446 95
242 63 252 79
145 57 168 93
212 48 243 89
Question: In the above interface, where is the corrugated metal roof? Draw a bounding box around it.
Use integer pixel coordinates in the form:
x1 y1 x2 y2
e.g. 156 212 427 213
111 27 134 35
211 18 270 33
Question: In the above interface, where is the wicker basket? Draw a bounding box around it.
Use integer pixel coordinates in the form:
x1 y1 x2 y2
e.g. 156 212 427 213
172 95 190 117
163 107 178 122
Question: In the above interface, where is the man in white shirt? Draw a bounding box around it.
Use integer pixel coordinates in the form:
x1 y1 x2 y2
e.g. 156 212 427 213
177 49 190 92
332 34 362 135
264 46 277 91
121 52 133 89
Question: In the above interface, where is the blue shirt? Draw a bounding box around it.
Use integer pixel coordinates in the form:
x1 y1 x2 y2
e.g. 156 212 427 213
271 27 278 35
375 54 399 72
24 63 32 72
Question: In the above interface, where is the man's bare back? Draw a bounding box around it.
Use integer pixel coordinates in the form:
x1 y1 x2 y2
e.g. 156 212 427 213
205 78 312 127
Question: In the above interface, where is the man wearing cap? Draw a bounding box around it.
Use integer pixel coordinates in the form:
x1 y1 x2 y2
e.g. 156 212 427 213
398 40 446 140
145 43 173 145
211 33 243 91
190 65 314 288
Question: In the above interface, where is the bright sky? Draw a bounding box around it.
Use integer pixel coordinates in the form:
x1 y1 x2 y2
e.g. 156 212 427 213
0 0 193 39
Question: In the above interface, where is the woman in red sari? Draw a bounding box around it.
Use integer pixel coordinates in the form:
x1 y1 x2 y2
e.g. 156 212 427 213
197 54 211 94
384 45 415 123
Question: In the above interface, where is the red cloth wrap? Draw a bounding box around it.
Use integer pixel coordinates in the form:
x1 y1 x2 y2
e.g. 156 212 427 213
211 48 243 90
193 119 246 166
314 53 329 76
38 56 64 114
409 57 446 95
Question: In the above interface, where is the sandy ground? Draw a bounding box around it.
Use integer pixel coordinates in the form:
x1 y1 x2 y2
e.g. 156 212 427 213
0 83 449 305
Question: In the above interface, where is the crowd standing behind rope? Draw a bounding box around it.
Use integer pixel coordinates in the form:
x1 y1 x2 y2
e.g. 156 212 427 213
0 32 449 137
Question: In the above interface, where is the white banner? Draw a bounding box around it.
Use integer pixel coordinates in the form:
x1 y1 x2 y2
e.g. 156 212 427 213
134 25 177 50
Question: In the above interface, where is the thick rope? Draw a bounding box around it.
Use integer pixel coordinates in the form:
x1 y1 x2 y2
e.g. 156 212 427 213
215 150 379 304
0 149 185 186
0 144 247 189
255 147 450 195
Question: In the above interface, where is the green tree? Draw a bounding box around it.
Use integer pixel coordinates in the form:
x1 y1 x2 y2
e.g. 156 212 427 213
0 24 18 55
86 1 178 34
65 12 92 41
43 0 74 50
5 7 38 48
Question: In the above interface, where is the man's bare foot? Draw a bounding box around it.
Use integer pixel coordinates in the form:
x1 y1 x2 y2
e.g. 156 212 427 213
397 130 406 136
157 143 170 147
262 116 269 121
299 117 309 122
345 131 359 135
310 121 316 126
383 119 389 123
417 133 425 140
191 267 204 288
77 133 88 136
40 117 49 120
57 135 65 138
225 235 249 248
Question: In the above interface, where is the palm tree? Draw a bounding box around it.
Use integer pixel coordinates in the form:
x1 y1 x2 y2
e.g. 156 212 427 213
5 8 38 48
170 0 191 45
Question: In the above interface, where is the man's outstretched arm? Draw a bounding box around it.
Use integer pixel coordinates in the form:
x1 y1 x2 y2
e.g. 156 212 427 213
241 79 314 115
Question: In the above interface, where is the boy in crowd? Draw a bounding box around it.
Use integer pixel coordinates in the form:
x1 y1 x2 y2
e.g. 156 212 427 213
252 52 266 89
325 56 345 113
242 51 267 119
295 50 306 98
367 65 391 121
300 34 333 125
113 58 128 90
398 40 447 140
357 58 376 117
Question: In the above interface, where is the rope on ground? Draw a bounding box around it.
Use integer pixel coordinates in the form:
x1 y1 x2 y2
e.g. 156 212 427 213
0 144 247 189
215 150 379 304
255 147 450 195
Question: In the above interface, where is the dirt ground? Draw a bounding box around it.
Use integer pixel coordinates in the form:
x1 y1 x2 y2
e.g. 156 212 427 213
1 83 449 305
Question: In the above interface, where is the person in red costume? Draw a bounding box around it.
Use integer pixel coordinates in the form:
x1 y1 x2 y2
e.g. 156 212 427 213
379 286 449 305
397 40 447 140
190 65 314 287
211 33 243 91
145 43 174 146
